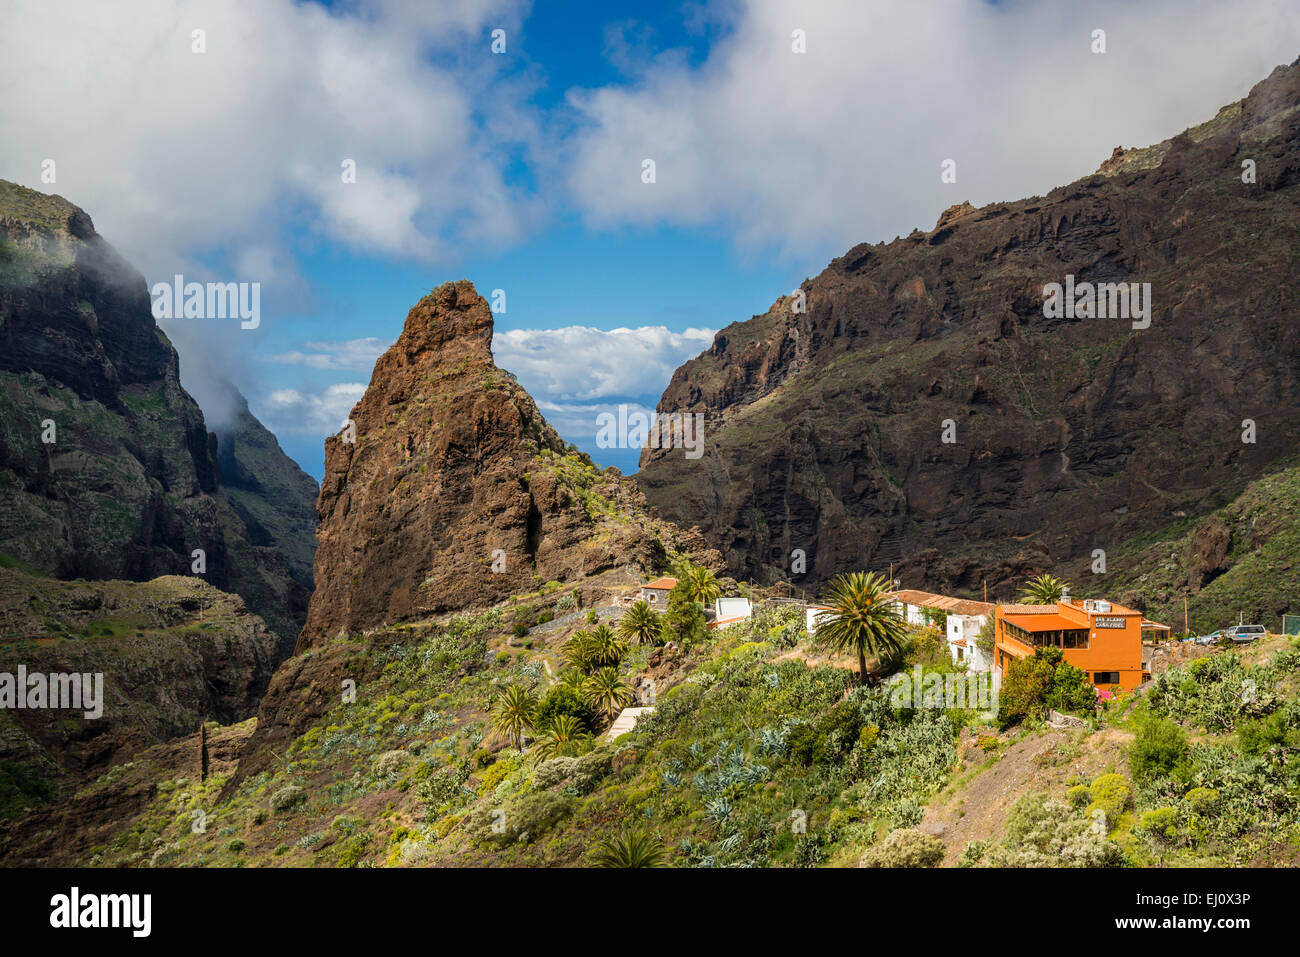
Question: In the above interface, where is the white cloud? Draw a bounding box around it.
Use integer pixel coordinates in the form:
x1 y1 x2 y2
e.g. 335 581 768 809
0 0 538 278
259 383 368 436
268 338 391 371
565 0 1300 256
493 325 714 401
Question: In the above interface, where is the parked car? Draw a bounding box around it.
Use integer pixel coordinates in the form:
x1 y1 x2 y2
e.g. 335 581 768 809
1192 631 1222 645
1225 624 1266 643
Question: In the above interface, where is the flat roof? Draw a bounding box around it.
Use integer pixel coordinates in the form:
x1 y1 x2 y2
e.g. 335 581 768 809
1003 613 1086 632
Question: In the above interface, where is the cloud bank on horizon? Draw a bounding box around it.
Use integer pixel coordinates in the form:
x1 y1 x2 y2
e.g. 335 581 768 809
2 0 1297 476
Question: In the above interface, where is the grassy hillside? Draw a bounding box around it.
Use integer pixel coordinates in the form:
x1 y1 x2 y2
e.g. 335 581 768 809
8 578 1297 868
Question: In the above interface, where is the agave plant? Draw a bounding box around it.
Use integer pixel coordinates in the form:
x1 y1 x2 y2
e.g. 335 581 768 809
616 600 663 646
814 571 907 684
583 666 635 721
589 830 667 868
489 684 537 751
1020 573 1069 604
533 713 591 760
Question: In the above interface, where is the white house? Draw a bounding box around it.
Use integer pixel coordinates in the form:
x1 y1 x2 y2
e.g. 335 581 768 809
806 605 833 638
890 589 995 671
710 596 753 629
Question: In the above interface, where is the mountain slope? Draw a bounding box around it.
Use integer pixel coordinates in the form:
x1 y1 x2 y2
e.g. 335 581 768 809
635 57 1300 598
0 179 316 653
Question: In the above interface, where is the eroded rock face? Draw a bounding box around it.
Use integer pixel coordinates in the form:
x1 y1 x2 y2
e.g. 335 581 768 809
299 280 712 650
636 57 1300 596
0 180 316 653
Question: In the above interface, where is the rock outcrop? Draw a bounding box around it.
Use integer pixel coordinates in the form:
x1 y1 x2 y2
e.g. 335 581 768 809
0 180 316 653
300 279 714 649
636 57 1300 598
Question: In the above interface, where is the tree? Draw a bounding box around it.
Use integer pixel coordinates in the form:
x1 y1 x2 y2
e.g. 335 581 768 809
1020 574 1068 604
562 630 596 673
533 713 591 760
662 585 708 649
617 600 663 646
534 684 598 734
997 646 1094 729
584 667 634 721
587 624 627 669
590 830 667 868
814 571 907 684
490 684 537 750
679 566 722 606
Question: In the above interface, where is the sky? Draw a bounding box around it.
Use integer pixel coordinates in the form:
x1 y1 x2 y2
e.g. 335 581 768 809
2 0 1298 478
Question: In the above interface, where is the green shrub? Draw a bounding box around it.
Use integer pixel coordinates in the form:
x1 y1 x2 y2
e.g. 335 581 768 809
1129 717 1190 781
859 828 944 868
1138 807 1179 843
997 647 1094 729
983 794 1123 867
269 785 305 813
534 685 599 734
1066 784 1091 808
1085 773 1132 830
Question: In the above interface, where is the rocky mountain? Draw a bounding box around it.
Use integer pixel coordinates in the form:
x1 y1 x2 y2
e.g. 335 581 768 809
0 564 278 810
300 279 713 650
0 180 316 654
636 57 1300 600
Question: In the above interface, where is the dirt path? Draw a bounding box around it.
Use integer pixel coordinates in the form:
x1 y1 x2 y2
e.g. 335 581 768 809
922 726 1134 865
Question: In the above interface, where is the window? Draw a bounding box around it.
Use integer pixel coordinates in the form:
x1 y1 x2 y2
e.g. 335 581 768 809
1093 671 1120 684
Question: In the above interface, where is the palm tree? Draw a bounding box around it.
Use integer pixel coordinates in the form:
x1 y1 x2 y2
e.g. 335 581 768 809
590 830 667 868
679 566 722 606
1020 573 1068 604
534 713 591 760
562 630 596 673
587 624 627 670
584 666 635 721
617 600 663 646
815 571 907 685
490 684 537 750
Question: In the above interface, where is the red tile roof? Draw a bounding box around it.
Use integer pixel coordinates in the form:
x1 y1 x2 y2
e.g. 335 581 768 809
891 589 994 617
642 577 678 591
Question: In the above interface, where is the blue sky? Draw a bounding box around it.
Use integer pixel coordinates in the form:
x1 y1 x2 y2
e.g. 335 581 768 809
4 0 1297 480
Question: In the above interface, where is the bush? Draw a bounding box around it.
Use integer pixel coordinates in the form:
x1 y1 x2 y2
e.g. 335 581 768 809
1066 784 1091 808
1129 716 1190 781
373 749 409 778
1085 773 1132 831
859 828 945 868
1138 807 1179 843
534 685 599 734
269 785 305 813
997 647 1094 729
982 794 1123 867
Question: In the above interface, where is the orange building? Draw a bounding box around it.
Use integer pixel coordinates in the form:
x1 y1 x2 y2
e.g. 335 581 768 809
994 598 1164 691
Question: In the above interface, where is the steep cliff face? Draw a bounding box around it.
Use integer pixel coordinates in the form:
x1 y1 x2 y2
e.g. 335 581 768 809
636 58 1300 597
0 565 278 795
300 279 711 649
0 180 316 653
